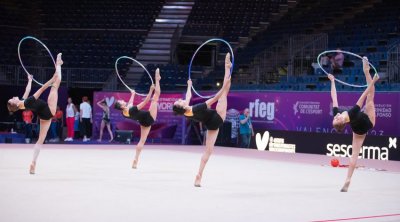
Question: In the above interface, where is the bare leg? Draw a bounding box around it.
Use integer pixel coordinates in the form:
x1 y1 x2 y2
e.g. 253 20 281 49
341 133 366 192
132 125 151 169
215 55 232 121
362 57 373 85
205 53 232 111
32 73 57 100
106 123 113 142
30 119 51 174
215 80 231 121
362 57 376 126
364 89 376 127
34 53 62 101
149 68 161 120
194 129 219 187
47 53 62 115
97 120 105 141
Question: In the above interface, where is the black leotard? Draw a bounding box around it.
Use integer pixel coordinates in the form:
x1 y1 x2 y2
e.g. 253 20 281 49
333 105 373 135
102 110 111 124
24 96 53 120
124 106 154 127
186 103 223 130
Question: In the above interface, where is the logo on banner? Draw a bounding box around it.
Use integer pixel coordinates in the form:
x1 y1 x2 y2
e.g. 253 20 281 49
157 97 180 112
256 131 296 153
256 131 270 150
326 137 397 160
375 104 392 118
249 99 274 121
293 101 323 115
389 137 397 149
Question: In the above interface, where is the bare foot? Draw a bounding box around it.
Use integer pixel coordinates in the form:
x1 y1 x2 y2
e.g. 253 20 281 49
194 174 202 187
155 68 161 81
109 138 113 142
225 53 232 78
56 53 63 66
225 53 232 70
340 180 351 192
29 163 36 175
373 73 380 82
132 160 138 169
362 56 369 69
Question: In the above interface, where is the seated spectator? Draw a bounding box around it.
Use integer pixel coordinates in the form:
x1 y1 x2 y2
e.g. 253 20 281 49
331 49 344 73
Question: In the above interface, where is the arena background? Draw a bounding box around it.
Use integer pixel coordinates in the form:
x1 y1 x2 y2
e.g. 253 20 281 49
1 1 400 221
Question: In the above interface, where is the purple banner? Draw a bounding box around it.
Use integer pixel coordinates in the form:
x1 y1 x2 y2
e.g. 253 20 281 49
93 92 183 142
218 91 399 136
93 91 399 144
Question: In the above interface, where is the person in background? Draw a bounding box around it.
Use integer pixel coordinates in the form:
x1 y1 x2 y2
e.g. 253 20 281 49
96 98 113 142
313 53 331 75
87 99 93 138
49 106 63 142
22 109 34 143
74 111 80 140
239 108 254 148
6 111 18 133
331 48 344 72
226 108 240 147
80 96 92 142
55 106 63 141
199 122 206 145
65 97 78 141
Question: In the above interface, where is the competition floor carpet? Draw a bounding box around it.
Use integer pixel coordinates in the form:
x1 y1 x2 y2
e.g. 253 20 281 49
0 144 399 222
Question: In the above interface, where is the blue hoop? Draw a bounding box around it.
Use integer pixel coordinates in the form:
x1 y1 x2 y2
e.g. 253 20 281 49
115 56 154 97
188 38 234 99
18 36 56 86
317 50 378 88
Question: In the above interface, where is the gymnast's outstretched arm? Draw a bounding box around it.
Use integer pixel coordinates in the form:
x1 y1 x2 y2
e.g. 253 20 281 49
328 74 339 107
97 98 107 111
128 90 136 107
184 79 192 106
22 75 33 100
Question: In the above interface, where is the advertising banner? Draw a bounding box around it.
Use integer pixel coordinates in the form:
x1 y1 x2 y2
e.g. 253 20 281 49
211 91 400 137
93 92 183 143
93 91 399 161
254 130 399 161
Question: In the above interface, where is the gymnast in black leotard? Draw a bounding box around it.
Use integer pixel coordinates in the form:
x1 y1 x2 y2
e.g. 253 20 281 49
172 53 232 187
114 68 161 169
7 53 63 174
332 105 373 135
328 56 379 192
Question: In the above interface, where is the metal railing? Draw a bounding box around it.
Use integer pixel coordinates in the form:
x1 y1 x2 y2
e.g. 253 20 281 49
241 34 327 85
288 33 328 78
0 64 113 89
170 24 183 63
387 42 400 83
249 37 289 84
